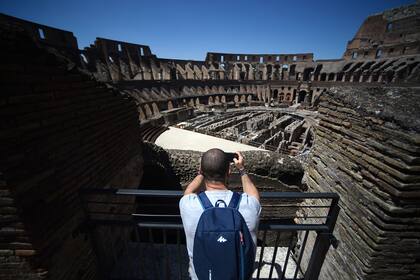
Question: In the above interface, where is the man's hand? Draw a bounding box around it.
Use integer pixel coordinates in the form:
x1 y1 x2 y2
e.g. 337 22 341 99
233 151 245 170
233 151 260 201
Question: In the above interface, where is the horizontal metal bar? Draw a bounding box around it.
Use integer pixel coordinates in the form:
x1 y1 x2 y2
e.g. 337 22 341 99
259 223 329 232
137 222 184 229
132 214 181 218
81 188 339 200
88 219 329 232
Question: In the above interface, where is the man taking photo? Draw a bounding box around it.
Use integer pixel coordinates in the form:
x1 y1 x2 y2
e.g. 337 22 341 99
179 148 261 280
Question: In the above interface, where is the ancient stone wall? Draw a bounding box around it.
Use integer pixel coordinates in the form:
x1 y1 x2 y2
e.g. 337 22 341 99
304 87 420 280
343 2 420 60
0 23 142 279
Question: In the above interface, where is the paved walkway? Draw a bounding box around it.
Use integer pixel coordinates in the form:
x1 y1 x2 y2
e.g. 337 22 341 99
155 127 265 152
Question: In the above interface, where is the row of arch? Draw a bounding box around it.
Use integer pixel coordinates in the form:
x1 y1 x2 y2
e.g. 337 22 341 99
138 94 254 120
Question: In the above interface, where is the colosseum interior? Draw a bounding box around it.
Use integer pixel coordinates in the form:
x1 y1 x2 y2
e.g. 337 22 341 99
0 1 419 280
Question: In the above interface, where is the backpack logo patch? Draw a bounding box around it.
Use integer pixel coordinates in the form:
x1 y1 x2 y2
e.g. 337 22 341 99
217 236 227 243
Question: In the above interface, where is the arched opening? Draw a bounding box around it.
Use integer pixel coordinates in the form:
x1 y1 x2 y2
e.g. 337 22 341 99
167 100 173 110
139 107 146 121
328 73 335 81
303 68 313 81
307 90 313 104
320 73 327 81
273 89 279 100
286 93 292 101
208 96 214 105
279 92 285 102
152 103 159 115
298 91 307 103
144 104 153 118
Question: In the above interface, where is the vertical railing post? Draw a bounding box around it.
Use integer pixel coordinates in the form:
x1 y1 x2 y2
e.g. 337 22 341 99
304 196 340 280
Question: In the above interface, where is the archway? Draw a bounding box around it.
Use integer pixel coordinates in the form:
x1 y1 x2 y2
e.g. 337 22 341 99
273 89 279 100
144 104 153 118
298 91 307 103
139 107 146 120
152 103 159 115
279 92 285 102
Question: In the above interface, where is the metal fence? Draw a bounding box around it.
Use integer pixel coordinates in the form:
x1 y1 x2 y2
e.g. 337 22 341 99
81 189 339 280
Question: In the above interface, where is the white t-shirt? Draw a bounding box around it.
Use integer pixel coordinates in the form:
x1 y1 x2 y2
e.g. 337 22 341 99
179 190 261 280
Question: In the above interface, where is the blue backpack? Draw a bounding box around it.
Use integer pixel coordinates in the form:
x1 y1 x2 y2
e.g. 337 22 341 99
193 192 256 280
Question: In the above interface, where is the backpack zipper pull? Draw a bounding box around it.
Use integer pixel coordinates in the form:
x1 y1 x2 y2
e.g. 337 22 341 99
239 231 244 245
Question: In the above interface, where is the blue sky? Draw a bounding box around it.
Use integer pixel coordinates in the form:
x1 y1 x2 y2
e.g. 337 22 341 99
0 0 415 60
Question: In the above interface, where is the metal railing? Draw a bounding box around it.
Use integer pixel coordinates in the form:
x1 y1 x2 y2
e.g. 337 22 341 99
80 189 339 280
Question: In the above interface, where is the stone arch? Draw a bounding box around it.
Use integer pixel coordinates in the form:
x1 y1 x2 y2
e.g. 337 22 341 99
247 95 252 102
195 98 200 106
234 95 239 103
298 91 307 103
152 103 159 115
240 95 246 102
167 100 173 110
273 89 279 100
139 107 146 120
215 96 220 104
307 90 313 104
188 99 195 107
286 93 292 101
279 92 285 102
144 104 153 118
208 96 214 105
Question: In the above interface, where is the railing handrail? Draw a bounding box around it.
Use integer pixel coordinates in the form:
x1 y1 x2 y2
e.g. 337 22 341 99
80 188 339 200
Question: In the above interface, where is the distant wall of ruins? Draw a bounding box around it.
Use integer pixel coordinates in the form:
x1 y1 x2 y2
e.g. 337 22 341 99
0 22 143 279
304 87 420 280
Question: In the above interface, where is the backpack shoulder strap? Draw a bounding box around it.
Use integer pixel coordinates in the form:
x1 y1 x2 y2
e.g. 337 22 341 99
198 192 213 210
228 192 242 209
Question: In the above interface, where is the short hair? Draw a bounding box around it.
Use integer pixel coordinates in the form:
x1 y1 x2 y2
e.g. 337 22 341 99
201 148 229 183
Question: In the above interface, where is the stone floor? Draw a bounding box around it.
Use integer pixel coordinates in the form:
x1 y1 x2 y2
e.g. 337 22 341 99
155 127 266 152
110 243 303 279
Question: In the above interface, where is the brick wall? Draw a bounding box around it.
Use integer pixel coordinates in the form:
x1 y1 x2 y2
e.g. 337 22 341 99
304 87 420 280
0 22 142 279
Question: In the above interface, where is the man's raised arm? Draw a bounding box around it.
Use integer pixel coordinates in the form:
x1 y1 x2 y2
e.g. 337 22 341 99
233 152 260 201
184 173 204 195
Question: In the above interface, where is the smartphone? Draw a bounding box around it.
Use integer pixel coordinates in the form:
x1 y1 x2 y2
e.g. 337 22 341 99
225 152 239 163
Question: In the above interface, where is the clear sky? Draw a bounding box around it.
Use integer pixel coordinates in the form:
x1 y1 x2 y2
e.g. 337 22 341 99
0 0 416 60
